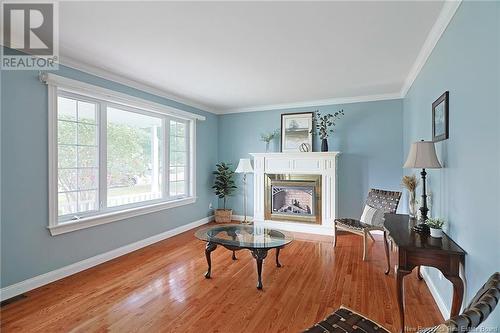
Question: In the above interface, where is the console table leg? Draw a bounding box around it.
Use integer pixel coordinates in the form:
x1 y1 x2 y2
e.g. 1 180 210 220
396 268 411 333
445 274 464 317
251 249 268 290
204 242 217 279
384 230 390 275
276 248 282 267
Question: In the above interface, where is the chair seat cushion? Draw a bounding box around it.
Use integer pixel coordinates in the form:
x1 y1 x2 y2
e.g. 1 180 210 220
335 218 370 231
303 307 390 333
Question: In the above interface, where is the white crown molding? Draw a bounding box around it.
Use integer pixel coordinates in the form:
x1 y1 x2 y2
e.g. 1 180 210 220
58 54 216 114
57 1 461 115
400 0 462 97
218 93 402 114
0 215 213 301
59 54 403 115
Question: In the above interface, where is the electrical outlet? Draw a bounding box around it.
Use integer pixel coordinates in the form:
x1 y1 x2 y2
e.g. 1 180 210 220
209 202 213 210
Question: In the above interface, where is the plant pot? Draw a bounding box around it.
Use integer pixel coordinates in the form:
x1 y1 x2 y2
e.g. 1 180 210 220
321 138 329 152
429 227 443 238
215 209 233 223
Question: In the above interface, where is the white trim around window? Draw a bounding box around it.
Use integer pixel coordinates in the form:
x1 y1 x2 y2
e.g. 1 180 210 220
42 73 203 236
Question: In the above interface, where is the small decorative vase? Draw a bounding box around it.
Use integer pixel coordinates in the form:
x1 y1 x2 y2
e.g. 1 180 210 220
408 190 418 218
429 227 443 238
321 138 328 152
265 141 270 152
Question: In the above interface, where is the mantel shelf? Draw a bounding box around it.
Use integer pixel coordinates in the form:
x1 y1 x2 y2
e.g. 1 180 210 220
250 152 341 158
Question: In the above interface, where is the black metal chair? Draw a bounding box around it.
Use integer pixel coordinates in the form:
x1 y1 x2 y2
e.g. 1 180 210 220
334 188 401 260
304 272 500 333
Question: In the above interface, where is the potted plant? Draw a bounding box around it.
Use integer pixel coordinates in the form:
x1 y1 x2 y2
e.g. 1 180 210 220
426 218 445 238
212 162 237 223
402 174 419 218
310 110 345 152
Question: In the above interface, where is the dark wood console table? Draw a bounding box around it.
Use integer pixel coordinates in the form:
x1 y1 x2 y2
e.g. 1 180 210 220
383 214 466 332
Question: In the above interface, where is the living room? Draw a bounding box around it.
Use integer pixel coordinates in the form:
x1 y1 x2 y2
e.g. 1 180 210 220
1 1 499 332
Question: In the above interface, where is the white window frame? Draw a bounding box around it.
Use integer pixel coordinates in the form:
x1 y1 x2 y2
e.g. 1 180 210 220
42 73 204 236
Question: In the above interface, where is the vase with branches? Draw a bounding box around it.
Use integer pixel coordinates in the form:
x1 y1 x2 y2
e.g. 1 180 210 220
310 110 344 151
402 174 419 218
260 129 280 152
212 162 237 223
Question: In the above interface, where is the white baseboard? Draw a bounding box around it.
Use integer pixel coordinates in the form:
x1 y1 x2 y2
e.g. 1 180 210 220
0 215 213 301
420 267 450 319
231 214 254 222
232 215 334 236
256 220 334 236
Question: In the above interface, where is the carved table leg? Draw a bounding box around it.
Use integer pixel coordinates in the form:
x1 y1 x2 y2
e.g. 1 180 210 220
251 249 268 290
275 247 282 267
396 268 412 333
333 224 337 247
384 230 390 275
204 242 217 279
445 274 465 317
227 230 238 261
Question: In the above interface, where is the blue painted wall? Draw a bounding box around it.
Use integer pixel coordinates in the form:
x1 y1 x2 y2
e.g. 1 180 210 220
403 1 500 326
217 99 404 218
0 64 218 287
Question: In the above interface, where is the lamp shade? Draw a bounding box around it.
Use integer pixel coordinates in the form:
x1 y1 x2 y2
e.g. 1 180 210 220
404 141 442 169
235 158 254 173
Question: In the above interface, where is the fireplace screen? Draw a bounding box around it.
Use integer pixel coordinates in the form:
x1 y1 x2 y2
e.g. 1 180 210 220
272 186 315 216
265 174 321 224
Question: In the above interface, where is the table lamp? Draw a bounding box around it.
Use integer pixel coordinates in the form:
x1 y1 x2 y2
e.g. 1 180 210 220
235 158 254 224
403 140 442 232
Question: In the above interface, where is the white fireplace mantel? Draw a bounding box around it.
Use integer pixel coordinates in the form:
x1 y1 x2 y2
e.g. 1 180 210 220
250 152 340 236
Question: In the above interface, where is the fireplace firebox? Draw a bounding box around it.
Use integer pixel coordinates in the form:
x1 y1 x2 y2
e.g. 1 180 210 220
264 174 321 224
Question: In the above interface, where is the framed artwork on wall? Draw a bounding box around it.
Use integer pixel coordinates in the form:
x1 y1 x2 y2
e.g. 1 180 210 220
432 91 449 142
281 112 313 152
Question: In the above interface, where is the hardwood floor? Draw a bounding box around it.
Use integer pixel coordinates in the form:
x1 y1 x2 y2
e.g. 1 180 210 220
1 224 443 332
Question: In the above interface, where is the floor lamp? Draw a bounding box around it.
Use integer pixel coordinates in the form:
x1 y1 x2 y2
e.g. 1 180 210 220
235 158 254 224
403 140 442 232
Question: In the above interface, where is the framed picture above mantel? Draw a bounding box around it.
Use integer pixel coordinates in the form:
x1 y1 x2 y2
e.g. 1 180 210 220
432 91 449 142
280 112 313 152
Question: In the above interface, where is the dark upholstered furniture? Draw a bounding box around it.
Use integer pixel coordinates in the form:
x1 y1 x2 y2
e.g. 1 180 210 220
303 273 500 333
303 307 390 333
334 189 401 260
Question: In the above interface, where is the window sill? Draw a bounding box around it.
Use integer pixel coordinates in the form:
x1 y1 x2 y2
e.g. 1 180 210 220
48 197 197 236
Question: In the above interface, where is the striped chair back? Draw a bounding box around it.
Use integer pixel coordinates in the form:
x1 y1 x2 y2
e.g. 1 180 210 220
365 189 402 214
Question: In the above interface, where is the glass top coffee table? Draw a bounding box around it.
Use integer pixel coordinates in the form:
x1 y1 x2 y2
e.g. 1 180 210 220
195 224 293 289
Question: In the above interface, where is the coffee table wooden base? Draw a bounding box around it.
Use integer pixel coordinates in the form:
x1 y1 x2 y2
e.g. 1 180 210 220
203 242 284 290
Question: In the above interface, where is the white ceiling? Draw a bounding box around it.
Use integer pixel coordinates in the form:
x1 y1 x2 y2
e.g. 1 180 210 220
58 1 445 113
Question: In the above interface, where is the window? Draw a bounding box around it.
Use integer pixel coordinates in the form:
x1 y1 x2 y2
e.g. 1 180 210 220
44 73 202 235
169 120 189 197
106 106 164 207
57 96 99 216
